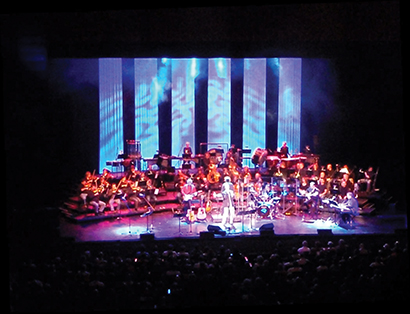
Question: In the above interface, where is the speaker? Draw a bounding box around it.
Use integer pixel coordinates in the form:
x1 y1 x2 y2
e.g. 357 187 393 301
259 223 274 236
317 229 333 236
207 225 226 236
200 231 215 239
140 233 155 241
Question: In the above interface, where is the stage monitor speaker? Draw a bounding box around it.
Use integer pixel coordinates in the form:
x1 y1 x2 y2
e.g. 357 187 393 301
259 223 274 236
140 233 155 241
200 231 215 239
207 225 226 236
317 229 333 236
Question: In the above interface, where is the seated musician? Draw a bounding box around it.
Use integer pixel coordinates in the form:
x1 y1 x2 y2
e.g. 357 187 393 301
80 171 97 207
79 171 105 214
242 166 252 187
101 168 114 183
122 177 142 212
295 161 307 179
317 178 329 199
126 164 141 183
261 183 274 201
180 178 197 215
357 166 375 193
340 192 359 225
325 163 336 180
227 143 241 166
253 172 263 197
104 183 124 212
338 178 355 201
90 177 109 215
194 166 208 191
139 171 157 208
298 177 309 195
301 181 320 218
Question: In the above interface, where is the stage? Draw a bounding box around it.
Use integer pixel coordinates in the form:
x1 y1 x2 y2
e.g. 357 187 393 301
59 198 407 242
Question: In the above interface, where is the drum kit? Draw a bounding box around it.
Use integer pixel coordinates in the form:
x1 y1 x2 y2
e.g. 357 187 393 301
246 178 302 221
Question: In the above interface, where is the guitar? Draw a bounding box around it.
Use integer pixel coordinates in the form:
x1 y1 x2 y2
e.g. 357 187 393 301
197 207 207 220
187 208 196 222
205 190 212 213
183 191 197 201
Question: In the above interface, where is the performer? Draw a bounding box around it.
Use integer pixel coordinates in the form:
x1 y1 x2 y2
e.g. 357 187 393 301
242 166 252 184
182 141 193 158
221 176 235 229
80 171 97 206
339 192 359 225
227 143 241 166
278 141 290 158
301 181 320 219
180 178 197 215
105 183 125 212
357 166 376 193
317 178 329 199
194 166 208 191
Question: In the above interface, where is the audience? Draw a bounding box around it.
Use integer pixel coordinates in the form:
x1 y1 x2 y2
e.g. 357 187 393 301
9 234 408 310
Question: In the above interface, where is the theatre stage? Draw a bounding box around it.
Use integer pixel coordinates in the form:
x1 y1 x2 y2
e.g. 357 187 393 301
59 199 407 242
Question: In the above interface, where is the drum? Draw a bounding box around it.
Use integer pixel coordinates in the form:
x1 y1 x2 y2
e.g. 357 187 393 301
257 203 271 218
252 148 268 166
207 148 224 165
266 155 280 169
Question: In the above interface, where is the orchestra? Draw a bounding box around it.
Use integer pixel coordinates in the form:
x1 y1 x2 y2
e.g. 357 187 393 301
70 141 377 229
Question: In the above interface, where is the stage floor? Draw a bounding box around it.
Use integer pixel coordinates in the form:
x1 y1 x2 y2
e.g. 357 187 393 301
59 206 407 242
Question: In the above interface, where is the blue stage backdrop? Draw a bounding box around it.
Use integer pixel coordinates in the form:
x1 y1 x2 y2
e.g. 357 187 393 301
47 57 336 173
99 58 124 173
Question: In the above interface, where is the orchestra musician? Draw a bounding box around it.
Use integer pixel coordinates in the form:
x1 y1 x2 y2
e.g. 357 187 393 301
104 183 124 212
227 144 241 166
339 191 359 225
182 141 193 158
278 141 290 158
241 166 252 186
357 166 376 193
194 166 208 191
325 163 336 180
317 177 329 199
221 176 235 229
80 171 97 206
301 181 320 219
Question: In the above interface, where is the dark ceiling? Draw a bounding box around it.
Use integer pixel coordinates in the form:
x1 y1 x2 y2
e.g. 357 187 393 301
1 2 401 58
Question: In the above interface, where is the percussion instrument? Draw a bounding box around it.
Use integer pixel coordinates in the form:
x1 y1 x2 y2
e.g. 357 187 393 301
251 148 268 166
266 155 280 169
257 203 271 218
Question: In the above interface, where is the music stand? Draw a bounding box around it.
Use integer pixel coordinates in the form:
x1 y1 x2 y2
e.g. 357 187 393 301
140 207 153 233
139 193 156 233
173 211 186 236
237 207 257 233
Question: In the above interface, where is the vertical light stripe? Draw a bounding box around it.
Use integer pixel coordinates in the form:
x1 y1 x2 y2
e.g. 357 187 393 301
207 58 231 149
277 58 302 155
243 58 266 152
171 58 198 159
99 58 123 173
134 58 159 160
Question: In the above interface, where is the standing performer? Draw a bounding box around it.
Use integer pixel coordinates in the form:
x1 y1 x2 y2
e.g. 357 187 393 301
181 178 197 215
221 176 235 229
183 141 193 158
278 141 290 158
